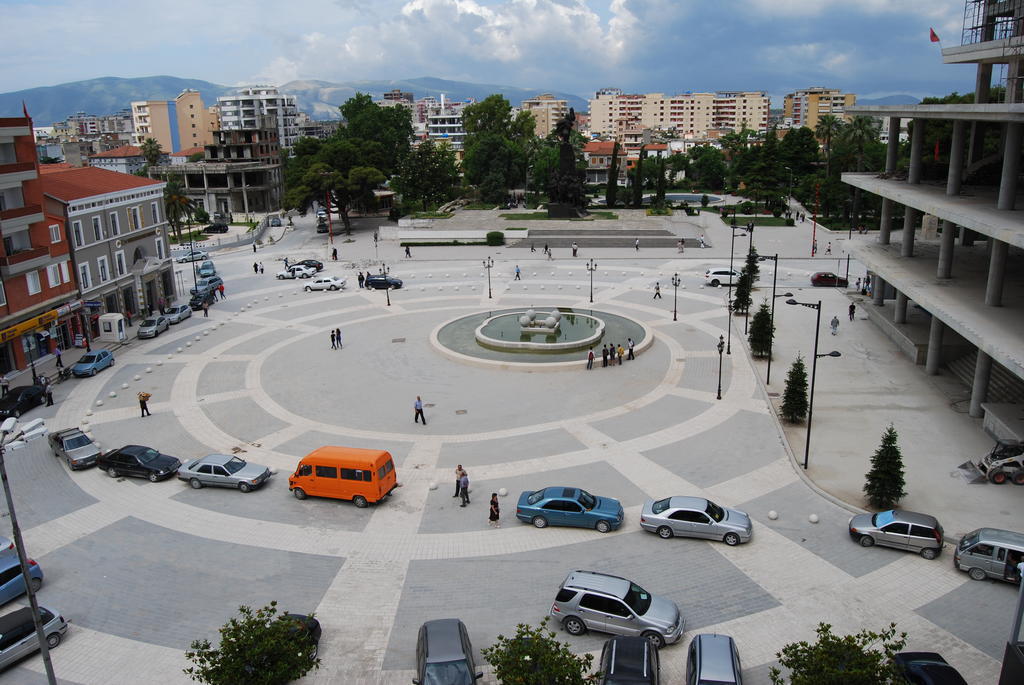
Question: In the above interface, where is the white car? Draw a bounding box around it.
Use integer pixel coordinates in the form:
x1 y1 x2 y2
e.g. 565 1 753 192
304 276 347 292
176 250 209 263
277 265 316 280
704 268 742 287
165 304 192 324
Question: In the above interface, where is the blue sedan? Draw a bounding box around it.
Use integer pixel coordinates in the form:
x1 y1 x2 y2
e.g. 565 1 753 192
516 487 624 533
71 349 114 377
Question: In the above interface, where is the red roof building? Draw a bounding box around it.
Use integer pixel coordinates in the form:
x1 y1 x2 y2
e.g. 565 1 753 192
89 144 148 175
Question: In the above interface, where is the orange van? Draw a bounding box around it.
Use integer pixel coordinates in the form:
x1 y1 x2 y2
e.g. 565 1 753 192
288 446 397 507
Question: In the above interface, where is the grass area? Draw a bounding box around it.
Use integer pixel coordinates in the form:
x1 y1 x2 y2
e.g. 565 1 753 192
646 208 673 216
169 228 207 244
410 212 452 219
718 215 793 226
499 212 549 220
505 227 528 231
500 210 619 221
462 202 499 210
400 240 488 246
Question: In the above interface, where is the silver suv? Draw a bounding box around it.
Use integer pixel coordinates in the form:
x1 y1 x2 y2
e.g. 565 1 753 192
549 570 683 648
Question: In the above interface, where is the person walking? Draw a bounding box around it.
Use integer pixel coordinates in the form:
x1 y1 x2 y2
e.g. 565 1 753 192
825 242 832 255
617 343 625 365
138 391 152 417
1 372 9 398
849 303 856 321
830 315 840 335
124 309 133 327
202 300 209 318
330 330 337 350
627 338 635 360
332 247 338 261
653 282 662 299
514 265 521 281
45 384 54 407
218 283 226 300
634 238 640 252
335 327 342 349
54 346 63 369
358 272 365 289
253 243 257 254
253 262 259 274
699 233 706 248
405 245 412 258
586 347 595 370
284 256 289 269
459 471 470 507
855 277 861 292
414 395 426 425
543 243 549 255
259 263 264 274
453 465 465 498
530 243 536 253
572 241 578 257
601 344 609 368
488 493 500 527
677 239 684 253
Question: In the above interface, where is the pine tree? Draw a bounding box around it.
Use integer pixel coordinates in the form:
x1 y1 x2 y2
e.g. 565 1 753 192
744 245 761 285
732 271 753 314
863 424 907 509
605 141 620 208
781 355 808 422
748 300 774 357
632 149 647 208
655 156 667 207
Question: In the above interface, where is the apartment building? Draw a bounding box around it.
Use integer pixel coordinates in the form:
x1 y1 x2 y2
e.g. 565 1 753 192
783 87 857 129
383 89 413 103
0 115 81 375
582 140 628 185
217 86 298 148
425 97 472 151
588 88 769 138
520 93 569 138
66 110 134 136
88 145 148 175
131 90 216 152
295 113 340 140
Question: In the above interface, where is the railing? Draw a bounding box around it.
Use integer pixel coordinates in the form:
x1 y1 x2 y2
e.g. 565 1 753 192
0 161 34 175
0 203 42 221
0 245 48 266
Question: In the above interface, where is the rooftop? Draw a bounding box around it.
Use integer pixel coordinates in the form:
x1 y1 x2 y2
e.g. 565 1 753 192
89 145 143 159
41 166 163 201
171 147 204 158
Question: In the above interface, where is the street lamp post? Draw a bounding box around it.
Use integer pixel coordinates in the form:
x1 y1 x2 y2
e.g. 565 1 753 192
671 273 680 321
381 262 391 307
586 258 597 303
759 254 792 385
716 335 725 400
786 298 841 469
483 256 494 299
726 220 745 354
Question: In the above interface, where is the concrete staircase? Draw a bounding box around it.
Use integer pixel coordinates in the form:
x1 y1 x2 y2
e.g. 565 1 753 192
509 228 691 249
945 350 1024 404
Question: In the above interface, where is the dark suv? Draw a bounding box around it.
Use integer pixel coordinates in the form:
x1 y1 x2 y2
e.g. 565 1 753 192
599 636 660 685
365 274 403 290
189 289 216 310
413 618 482 684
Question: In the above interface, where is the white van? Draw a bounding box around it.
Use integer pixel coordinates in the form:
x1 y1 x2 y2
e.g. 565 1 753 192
954 527 1024 584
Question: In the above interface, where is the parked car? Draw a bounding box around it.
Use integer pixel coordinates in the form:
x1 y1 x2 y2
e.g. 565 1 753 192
197 260 217 278
269 217 282 227
71 349 114 377
176 249 208 263
413 619 483 685
137 315 170 339
516 487 624 533
704 268 741 287
190 276 224 294
316 222 329 234
810 271 848 287
305 276 347 292
277 265 316 280
598 636 660 685
166 304 193 324
848 509 944 559
189 289 216 311
97 445 182 482
954 527 1024 584
686 634 743 685
48 427 101 470
0 556 42 606
639 496 752 545
0 386 44 419
549 570 683 647
893 651 968 685
0 606 67 669
364 274 403 289
203 223 229 234
177 454 272 492
0 537 13 559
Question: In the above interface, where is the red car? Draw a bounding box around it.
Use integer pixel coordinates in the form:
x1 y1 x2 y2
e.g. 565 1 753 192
810 271 848 287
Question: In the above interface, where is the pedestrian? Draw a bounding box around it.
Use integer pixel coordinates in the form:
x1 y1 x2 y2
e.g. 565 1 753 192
514 265 521 281
627 338 635 360
414 395 426 425
202 300 209 318
610 344 618 365
587 347 594 370
530 243 536 253
459 471 470 507
405 245 411 258
453 465 465 498
218 283 226 300
253 243 257 253
330 330 337 349
54 346 63 368
284 256 289 268
825 242 832 255
489 493 500 527
335 327 342 349
544 243 549 255
812 239 818 256
158 297 166 315
259 263 264 274
572 242 578 257
849 303 856 321
602 344 609 368
124 310 132 326
332 247 338 261
547 247 554 261
1 372 8 398
653 282 662 299
138 390 152 417
699 233 706 248
358 272 365 289
635 238 640 251
253 262 259 274
855 277 861 292
617 343 624 365
45 384 53 407
830 315 840 335
677 239 684 253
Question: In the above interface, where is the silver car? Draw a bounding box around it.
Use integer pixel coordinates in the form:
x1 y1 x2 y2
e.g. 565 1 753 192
177 454 271 493
165 304 192 324
549 570 683 648
0 606 68 668
137 316 170 339
48 427 101 470
640 497 752 546
848 509 944 559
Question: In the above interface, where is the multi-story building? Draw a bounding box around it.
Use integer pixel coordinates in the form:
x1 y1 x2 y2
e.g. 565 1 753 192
41 166 174 325
588 89 770 138
131 90 216 152
841 0 1024 434
383 89 413 103
0 115 81 375
583 140 628 185
175 90 216 151
520 94 569 138
783 87 857 129
88 145 148 175
217 86 298 148
295 113 340 140
66 110 134 137
425 97 472 151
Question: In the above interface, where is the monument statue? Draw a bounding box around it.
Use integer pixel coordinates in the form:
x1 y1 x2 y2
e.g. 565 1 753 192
547 108 589 219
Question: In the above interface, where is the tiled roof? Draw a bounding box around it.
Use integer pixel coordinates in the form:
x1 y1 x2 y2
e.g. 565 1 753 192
38 163 76 173
583 141 617 154
41 166 163 201
89 145 143 159
643 143 668 150
171 147 204 157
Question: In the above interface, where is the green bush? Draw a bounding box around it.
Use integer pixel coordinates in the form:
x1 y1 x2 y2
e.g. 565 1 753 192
786 218 796 226
399 240 488 246
486 231 505 246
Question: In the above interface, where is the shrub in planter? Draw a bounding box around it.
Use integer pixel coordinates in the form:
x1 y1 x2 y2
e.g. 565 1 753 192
486 231 505 246
785 218 795 226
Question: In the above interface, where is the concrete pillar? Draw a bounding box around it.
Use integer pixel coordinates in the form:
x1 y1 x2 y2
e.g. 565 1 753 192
872 276 885 306
938 220 956 278
947 121 966 196
894 292 909 324
969 350 992 418
998 123 1022 210
901 207 917 257
985 239 1008 306
908 119 924 184
878 199 892 245
925 316 945 375
885 118 900 172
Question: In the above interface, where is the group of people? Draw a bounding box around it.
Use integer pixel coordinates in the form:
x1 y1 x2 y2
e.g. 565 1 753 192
453 464 501 526
329 328 343 350
587 338 636 368
252 262 265 274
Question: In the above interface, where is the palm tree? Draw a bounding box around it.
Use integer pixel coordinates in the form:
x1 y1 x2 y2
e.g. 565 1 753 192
815 115 843 178
841 116 880 231
140 138 163 168
163 176 195 243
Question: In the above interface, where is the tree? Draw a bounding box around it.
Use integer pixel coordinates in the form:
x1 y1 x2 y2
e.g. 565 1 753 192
461 95 535 200
744 246 760 285
841 116 881 230
631 149 647 208
748 300 774 357
653 156 667 208
163 176 195 242
481 619 599 685
605 141 621 207
687 145 725 190
184 602 319 685
140 137 162 167
339 93 413 175
700 193 709 208
781 355 808 422
815 114 843 179
769 622 907 685
392 140 459 211
732 271 752 314
863 424 907 509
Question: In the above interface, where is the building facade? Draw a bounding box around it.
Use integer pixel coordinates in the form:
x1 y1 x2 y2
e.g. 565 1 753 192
295 113 340 140
588 88 770 137
174 90 216 151
582 140 628 185
88 145 148 175
520 94 569 138
131 99 177 152
217 86 298 148
425 97 472 151
783 87 857 129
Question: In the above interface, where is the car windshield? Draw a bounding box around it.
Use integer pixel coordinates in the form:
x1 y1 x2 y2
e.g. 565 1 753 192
526 489 546 505
577 489 597 510
423 661 473 685
79 354 97 363
64 435 92 450
623 582 652 615
651 498 671 514
136 448 161 464
141 319 157 327
959 531 979 551
872 510 896 527
705 500 725 522
224 457 247 474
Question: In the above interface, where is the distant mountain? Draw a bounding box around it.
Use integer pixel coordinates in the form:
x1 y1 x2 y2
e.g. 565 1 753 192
0 75 588 125
857 95 920 105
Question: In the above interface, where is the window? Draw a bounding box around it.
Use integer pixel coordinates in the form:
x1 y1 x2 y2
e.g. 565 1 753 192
109 212 119 236
97 256 109 282
150 202 159 224
129 207 140 231
910 525 936 539
92 216 103 241
59 261 70 284
25 271 40 295
79 263 92 290
882 523 910 535
969 544 994 557
314 465 337 478
197 465 213 475
340 468 371 481
48 224 61 243
669 510 708 523
0 281 5 306
115 251 126 276
46 264 60 288
72 220 84 247
155 238 165 260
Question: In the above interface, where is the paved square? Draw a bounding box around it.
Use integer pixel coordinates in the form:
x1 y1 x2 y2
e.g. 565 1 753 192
592 393 710 442
437 429 586 467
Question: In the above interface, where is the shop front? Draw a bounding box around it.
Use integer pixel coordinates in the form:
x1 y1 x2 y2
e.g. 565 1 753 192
0 299 85 375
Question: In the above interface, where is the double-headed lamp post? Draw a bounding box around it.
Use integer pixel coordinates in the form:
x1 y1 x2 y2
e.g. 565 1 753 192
671 273 681 321
786 298 841 470
759 253 792 385
381 263 391 307
726 219 746 354
483 256 494 299
716 335 725 400
586 258 597 303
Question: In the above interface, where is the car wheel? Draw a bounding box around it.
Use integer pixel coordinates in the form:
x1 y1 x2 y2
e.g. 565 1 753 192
329 285 338 291
723 532 741 546
859 535 875 548
920 547 939 560
308 642 318 660
293 487 307 500
710 279 720 287
46 633 61 649
239 482 252 493
1013 470 1024 486
989 469 1008 484
968 566 988 581
90 368 96 376
29 577 42 592
657 526 674 539
190 478 203 489
532 516 548 529
353 495 368 508
12 409 19 418
107 467 119 478
148 472 160 483
641 631 666 649
595 520 611 533
563 617 586 636
305 286 312 292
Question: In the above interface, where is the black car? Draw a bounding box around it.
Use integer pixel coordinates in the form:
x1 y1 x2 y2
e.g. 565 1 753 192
189 289 216 311
599 636 660 685
203 223 229 234
414 619 482 685
316 223 329 234
893 652 968 685
294 259 323 272
0 386 44 419
365 274 403 290
97 445 182 482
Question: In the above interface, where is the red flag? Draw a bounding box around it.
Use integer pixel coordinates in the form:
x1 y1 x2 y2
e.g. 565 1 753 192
930 28 940 43
21 100 28 117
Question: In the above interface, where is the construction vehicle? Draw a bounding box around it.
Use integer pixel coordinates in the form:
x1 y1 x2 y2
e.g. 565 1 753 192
976 439 1024 485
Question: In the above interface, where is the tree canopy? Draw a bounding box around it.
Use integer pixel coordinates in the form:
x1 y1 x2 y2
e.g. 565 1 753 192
461 95 535 203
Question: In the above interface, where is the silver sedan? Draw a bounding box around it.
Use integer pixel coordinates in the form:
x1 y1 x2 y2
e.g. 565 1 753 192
177 454 271 493
137 316 170 338
639 496 752 545
165 304 192 324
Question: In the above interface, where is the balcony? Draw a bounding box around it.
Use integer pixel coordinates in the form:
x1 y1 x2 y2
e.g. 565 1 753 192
0 161 36 185
0 119 31 137
0 203 43 231
0 245 51 278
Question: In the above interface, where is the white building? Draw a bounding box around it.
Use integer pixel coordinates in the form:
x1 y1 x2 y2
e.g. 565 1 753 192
216 86 299 148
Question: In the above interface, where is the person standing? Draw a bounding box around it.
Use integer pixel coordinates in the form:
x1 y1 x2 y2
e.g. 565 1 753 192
825 242 832 255
489 493 500 527
253 262 259 274
849 303 856 321
617 343 625 365
259 263 264 274
699 233 706 248
830 315 840 335
627 338 635 360
330 330 337 350
284 256 289 268
634 238 640 251
335 327 342 349
514 265 521 281
54 346 63 369
45 384 54 407
586 347 594 370
218 283 226 300
405 245 412 258
202 300 209 318
124 309 133 326
358 272 365 289
253 242 257 254
572 242 578 257
453 465 465 498
138 391 152 417
601 344 609 368
677 239 684 253
653 282 662 299
610 344 617 365
414 395 426 425
459 471 470 507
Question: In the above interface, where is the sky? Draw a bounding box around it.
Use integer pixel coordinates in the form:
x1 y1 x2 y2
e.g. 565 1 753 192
0 0 980 103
